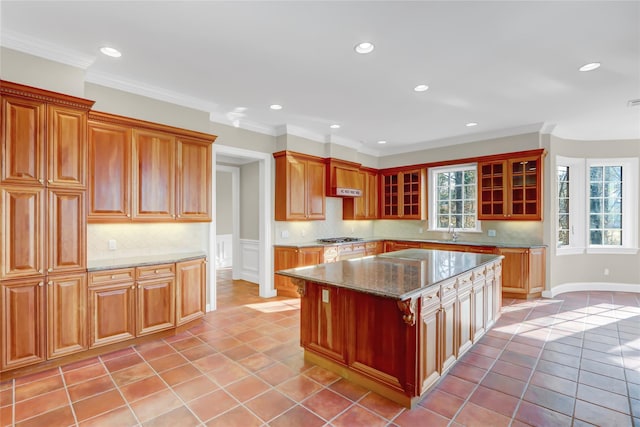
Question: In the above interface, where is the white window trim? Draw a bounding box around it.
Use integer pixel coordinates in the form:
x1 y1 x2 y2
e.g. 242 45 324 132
555 156 638 256
428 163 482 233
585 157 638 254
556 156 585 256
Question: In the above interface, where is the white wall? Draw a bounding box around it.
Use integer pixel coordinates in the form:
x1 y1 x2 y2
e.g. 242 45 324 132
215 171 233 235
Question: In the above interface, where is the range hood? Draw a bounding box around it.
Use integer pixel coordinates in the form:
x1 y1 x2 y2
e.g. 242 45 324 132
325 158 363 197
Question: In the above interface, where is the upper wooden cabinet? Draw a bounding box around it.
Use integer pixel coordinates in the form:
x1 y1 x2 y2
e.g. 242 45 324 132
325 158 362 197
88 120 131 220
47 189 86 274
87 111 216 223
176 138 212 221
343 167 379 220
274 151 325 221
478 150 544 221
1 81 93 188
132 129 176 220
380 168 426 220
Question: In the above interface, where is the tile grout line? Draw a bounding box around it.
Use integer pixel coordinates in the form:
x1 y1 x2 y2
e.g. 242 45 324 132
94 352 143 427
58 365 80 426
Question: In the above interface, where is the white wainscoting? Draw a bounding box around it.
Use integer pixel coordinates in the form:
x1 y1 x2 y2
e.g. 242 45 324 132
216 234 232 268
240 239 259 284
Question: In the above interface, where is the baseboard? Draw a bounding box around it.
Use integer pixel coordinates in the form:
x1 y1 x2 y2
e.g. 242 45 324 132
542 282 640 298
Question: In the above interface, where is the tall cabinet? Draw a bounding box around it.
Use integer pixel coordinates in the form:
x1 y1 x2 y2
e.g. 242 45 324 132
1 81 94 370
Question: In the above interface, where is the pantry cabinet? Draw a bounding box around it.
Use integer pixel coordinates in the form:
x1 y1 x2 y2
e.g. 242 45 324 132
478 150 544 221
0 277 46 371
87 111 216 223
274 151 326 221
380 168 426 220
46 273 87 359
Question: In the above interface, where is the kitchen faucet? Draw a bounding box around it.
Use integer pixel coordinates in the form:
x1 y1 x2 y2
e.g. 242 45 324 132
448 224 459 242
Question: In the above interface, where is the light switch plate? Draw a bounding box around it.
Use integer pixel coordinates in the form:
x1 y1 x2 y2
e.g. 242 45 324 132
488 229 497 237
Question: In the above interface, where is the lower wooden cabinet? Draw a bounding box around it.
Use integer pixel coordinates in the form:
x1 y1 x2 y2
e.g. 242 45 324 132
137 276 175 336
0 277 46 371
498 247 545 299
88 268 136 348
176 258 207 326
274 246 323 297
47 273 87 359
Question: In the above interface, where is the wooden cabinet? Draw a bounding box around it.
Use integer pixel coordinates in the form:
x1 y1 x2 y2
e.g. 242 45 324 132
456 273 473 357
47 105 87 188
274 151 325 221
478 150 544 220
132 129 176 221
440 279 457 373
1 277 46 371
46 273 87 359
87 111 215 223
176 258 207 325
87 120 131 221
343 167 379 220
365 241 384 256
47 189 86 274
274 246 324 297
88 269 136 348
302 284 347 364
418 287 441 394
136 264 176 336
0 186 45 280
380 168 426 220
499 247 546 299
176 138 212 221
384 240 421 253
471 267 486 343
1 95 46 186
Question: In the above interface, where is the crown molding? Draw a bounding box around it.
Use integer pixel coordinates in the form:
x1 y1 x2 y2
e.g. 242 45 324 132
1 29 95 69
208 111 276 136
377 123 546 156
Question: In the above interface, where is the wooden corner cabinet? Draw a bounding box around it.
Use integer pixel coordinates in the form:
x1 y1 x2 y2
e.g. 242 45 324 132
478 150 544 220
274 151 325 221
88 111 216 223
498 247 546 299
380 168 426 220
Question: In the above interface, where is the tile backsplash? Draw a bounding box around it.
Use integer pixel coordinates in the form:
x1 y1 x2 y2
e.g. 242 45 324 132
88 223 209 261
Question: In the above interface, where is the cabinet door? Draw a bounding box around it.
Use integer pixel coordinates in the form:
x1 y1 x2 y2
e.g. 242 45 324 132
402 170 422 218
478 160 507 220
88 121 131 221
304 284 347 364
306 159 326 220
89 281 136 348
440 297 457 373
419 303 440 394
176 258 206 326
1 278 46 371
274 246 301 297
300 247 323 266
472 283 485 343
0 186 44 280
286 158 308 220
132 129 175 220
1 96 46 186
47 189 86 273
499 248 528 296
366 171 379 219
508 156 541 220
381 173 399 218
457 287 473 357
137 277 175 335
47 105 87 188
176 138 211 221
47 273 87 359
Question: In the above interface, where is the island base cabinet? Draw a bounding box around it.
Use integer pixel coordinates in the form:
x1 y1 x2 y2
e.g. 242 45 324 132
1 277 46 371
418 287 441 395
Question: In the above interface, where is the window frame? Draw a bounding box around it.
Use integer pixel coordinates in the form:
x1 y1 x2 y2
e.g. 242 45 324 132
554 156 638 256
428 163 481 233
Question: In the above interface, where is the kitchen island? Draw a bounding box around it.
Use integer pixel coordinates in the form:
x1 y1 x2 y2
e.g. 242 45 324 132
277 248 503 408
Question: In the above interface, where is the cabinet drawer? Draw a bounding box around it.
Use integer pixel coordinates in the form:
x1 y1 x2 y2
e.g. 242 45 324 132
421 286 440 312
471 266 486 283
440 278 457 301
338 244 353 255
352 243 366 252
137 263 175 280
457 272 473 291
89 268 135 286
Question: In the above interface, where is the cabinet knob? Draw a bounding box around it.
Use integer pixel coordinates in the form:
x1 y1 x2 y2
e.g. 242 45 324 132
47 281 53 286
48 179 53 183
38 269 43 273
155 270 159 274
111 275 116 279
131 285 135 289
126 214 131 218
38 179 44 184
38 282 44 287
177 214 181 218
48 268 53 272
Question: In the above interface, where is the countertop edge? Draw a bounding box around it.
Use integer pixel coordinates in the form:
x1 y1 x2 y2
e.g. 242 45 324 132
274 238 546 249
87 252 207 272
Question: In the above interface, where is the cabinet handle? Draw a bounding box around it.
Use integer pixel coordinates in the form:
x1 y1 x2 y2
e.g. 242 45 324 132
38 179 44 184
38 282 44 287
47 281 53 286
111 275 116 279
131 285 135 289
48 179 52 183
48 268 53 272
177 214 181 218
155 270 159 274
126 214 130 218
38 269 43 273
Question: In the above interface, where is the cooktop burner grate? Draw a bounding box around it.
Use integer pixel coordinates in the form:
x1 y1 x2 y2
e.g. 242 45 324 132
316 237 364 244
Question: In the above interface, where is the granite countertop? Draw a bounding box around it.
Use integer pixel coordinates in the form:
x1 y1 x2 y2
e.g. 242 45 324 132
87 252 207 272
277 248 502 300
275 237 545 249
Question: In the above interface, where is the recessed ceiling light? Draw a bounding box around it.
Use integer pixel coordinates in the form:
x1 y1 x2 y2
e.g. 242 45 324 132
330 124 341 129
100 46 121 58
354 42 375 54
579 62 601 72
269 104 283 110
466 122 478 127
414 84 429 92
377 140 387 144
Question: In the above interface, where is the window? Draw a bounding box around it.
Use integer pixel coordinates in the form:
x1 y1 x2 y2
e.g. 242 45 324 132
429 164 479 231
555 156 637 255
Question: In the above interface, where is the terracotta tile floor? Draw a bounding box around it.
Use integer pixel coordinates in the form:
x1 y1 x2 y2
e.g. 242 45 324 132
2 269 639 426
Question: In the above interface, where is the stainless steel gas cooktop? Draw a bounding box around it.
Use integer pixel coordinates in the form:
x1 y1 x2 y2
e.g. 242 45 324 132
316 237 364 244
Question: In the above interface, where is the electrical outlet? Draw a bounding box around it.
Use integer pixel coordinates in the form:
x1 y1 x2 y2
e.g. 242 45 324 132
281 230 289 238
418 228 423 234
301 229 306 237
108 239 117 250
488 229 497 237
322 289 330 303
604 268 610 276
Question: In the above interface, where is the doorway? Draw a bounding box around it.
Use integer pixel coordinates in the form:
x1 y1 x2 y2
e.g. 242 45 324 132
208 145 274 312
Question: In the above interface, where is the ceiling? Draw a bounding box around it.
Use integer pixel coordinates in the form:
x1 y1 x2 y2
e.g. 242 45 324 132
1 1 639 155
